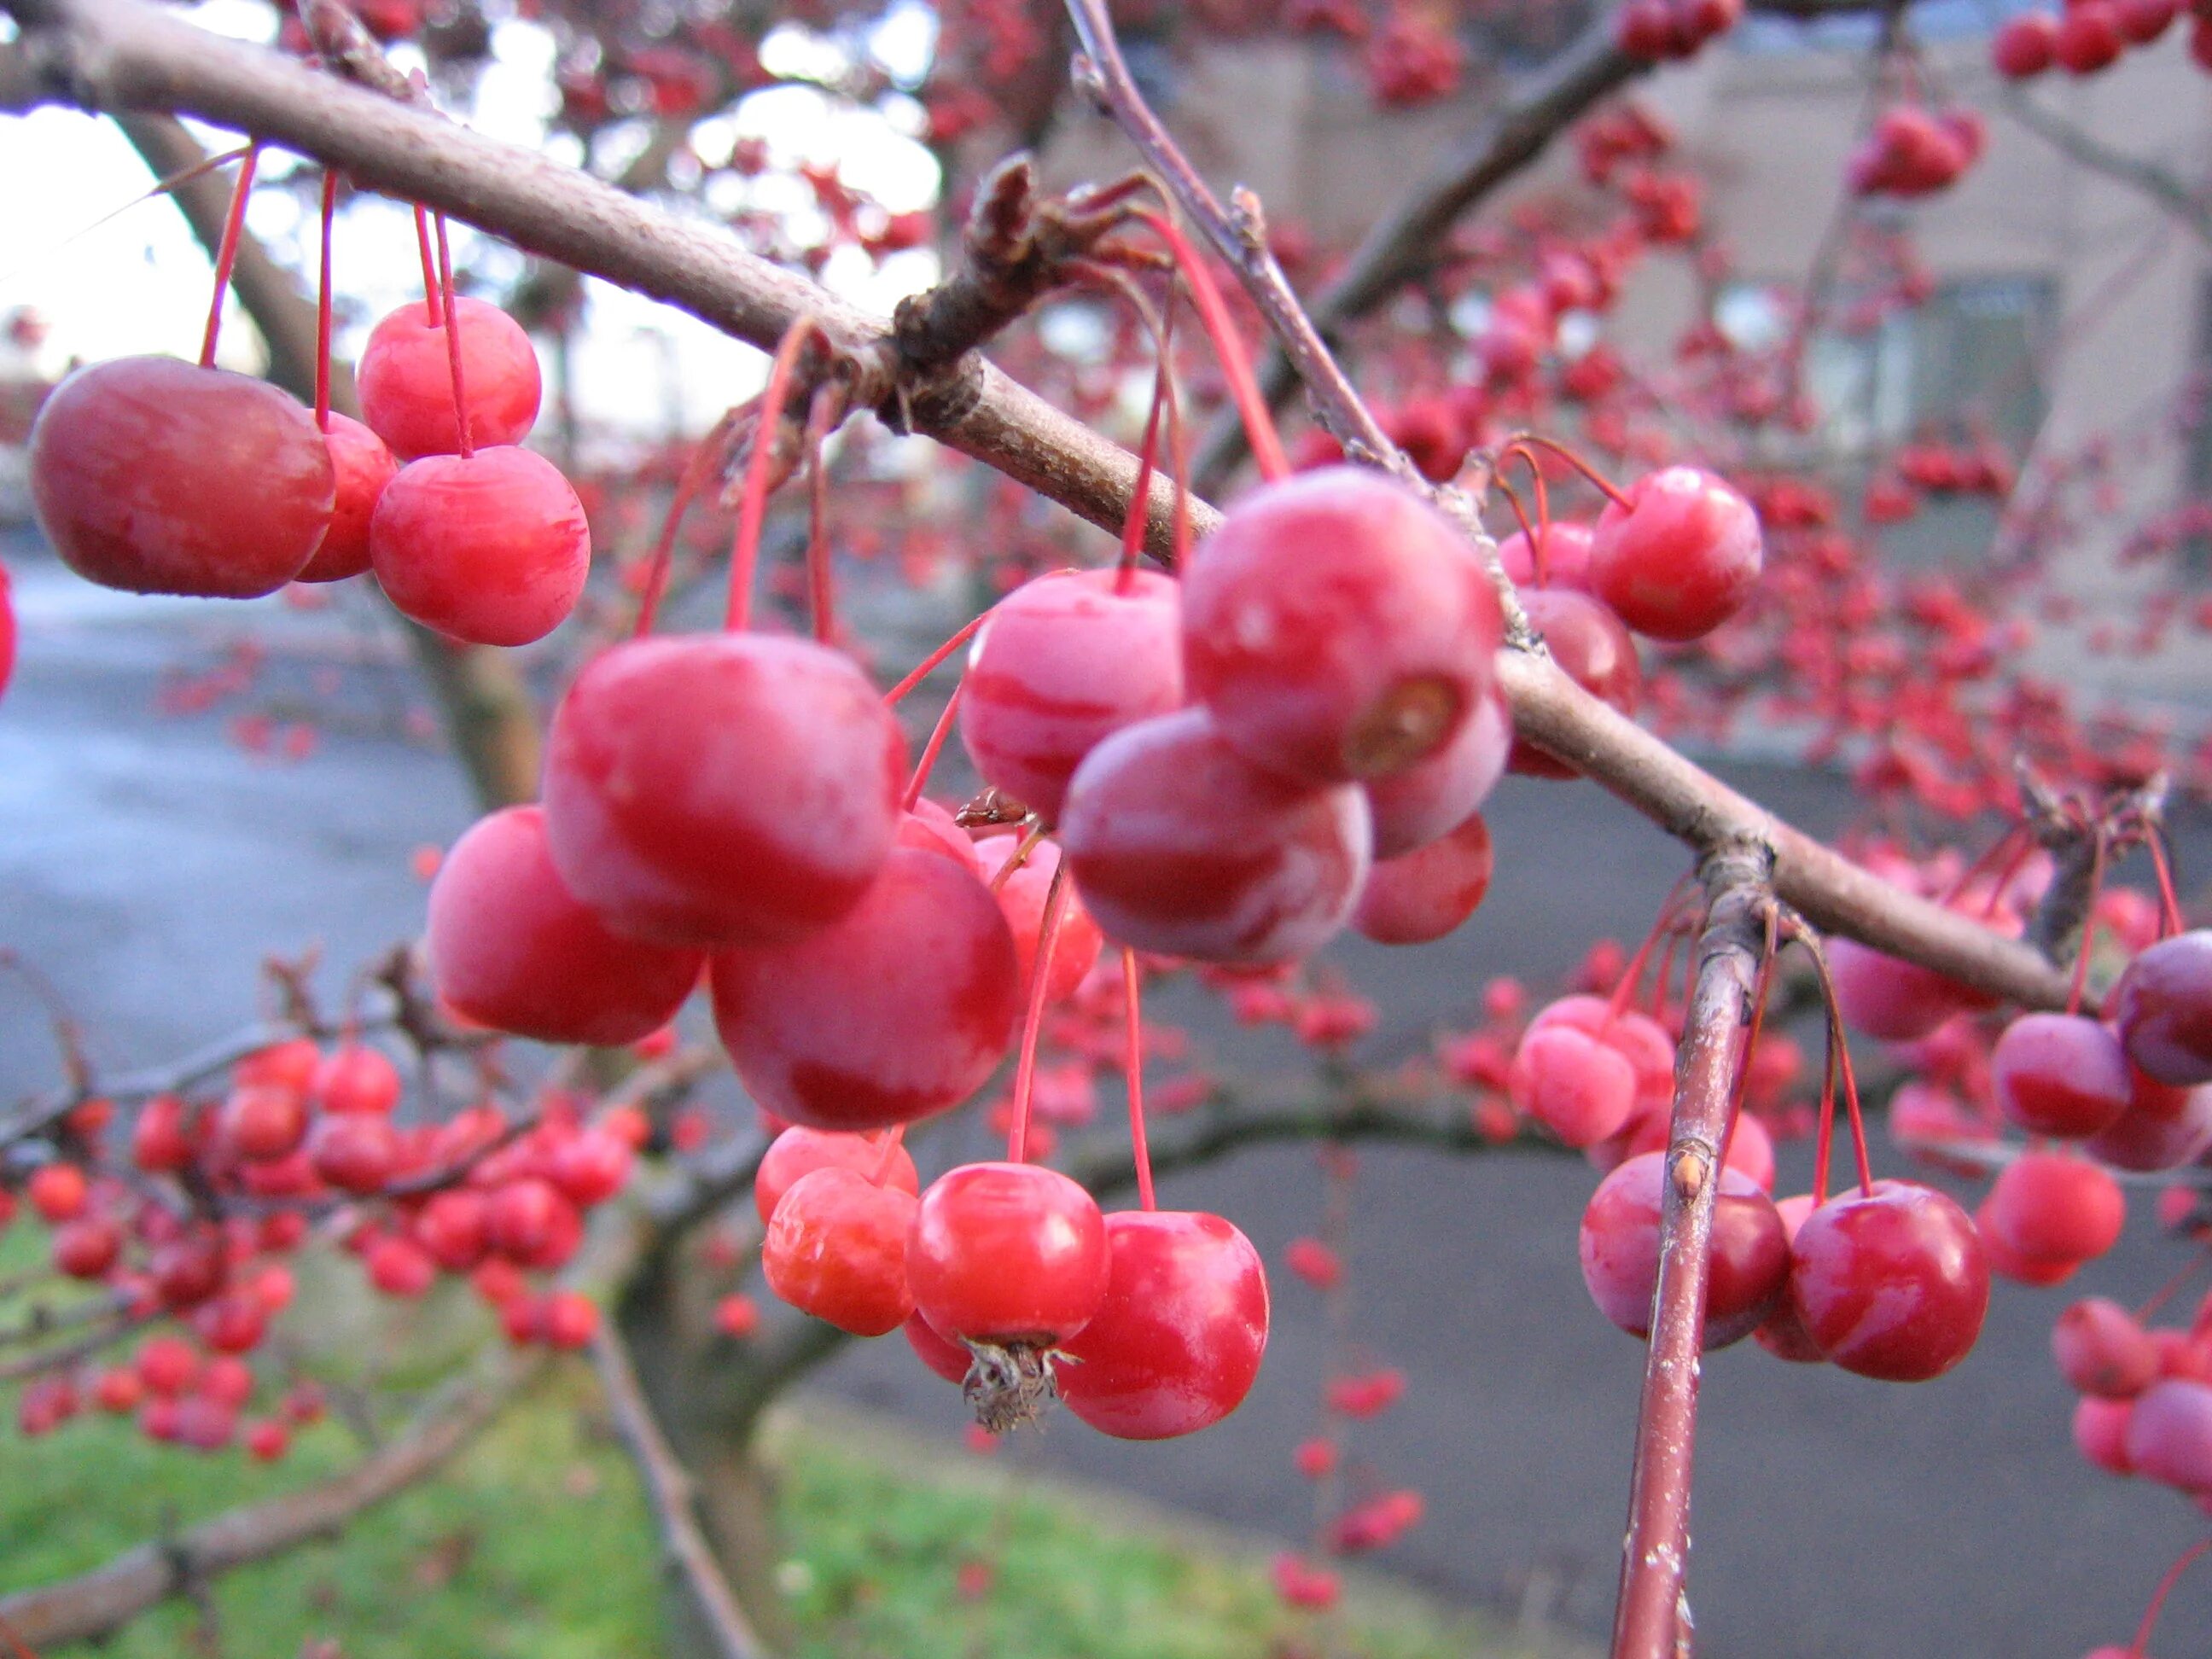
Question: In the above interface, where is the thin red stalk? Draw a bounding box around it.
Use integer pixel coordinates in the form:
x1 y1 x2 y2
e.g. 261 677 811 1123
1132 207 1290 482
986 823 1048 894
632 436 725 640
1650 934 1683 1026
1811 998 1838 1205
1494 477 1542 563
1497 445 1557 584
314 168 338 431
1004 861 1072 1165
197 140 263 368
1976 835 2040 921
1121 947 1155 1211
1937 822 2027 905
1797 926 1875 1196
1504 433 1632 510
882 612 987 707
1117 348 1172 585
2146 830 2186 937
2134 1243 2211 1324
902 680 964 812
2129 1537 2212 1656
2066 828 2109 1017
804 391 838 644
411 203 441 327
1605 882 1695 1027
433 213 470 459
868 1125 908 1185
725 317 818 632
1718 906 1782 1165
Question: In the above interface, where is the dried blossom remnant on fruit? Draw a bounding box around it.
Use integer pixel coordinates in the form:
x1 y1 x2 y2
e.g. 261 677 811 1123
962 1337 1066 1434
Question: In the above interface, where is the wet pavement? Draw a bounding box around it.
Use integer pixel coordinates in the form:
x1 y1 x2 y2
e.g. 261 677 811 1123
3 541 2209 1659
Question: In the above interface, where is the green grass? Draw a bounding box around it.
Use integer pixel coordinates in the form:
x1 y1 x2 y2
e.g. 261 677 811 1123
0 1356 1577 1659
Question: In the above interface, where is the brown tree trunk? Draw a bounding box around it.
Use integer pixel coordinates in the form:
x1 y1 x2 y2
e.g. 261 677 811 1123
116 112 542 811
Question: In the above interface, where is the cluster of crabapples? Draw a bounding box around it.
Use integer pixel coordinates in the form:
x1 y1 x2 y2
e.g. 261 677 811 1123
405 443 1764 1432
1990 0 2212 75
1846 103 1986 200
26 263 589 648
6 1034 640 1453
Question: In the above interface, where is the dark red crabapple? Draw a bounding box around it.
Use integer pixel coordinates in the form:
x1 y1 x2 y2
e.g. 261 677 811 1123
427 806 703 1045
27 1161 89 1223
909 1162 1110 1347
28 356 334 597
975 835 1104 1004
547 1129 633 1208
1060 1210 1271 1440
905 1309 974 1384
957 568 1184 824
2111 932 2212 1087
1984 1152 2126 1266
370 445 591 646
236 1039 322 1096
1364 686 1511 859
310 1044 403 1116
415 1189 491 1272
2124 1378 2212 1491
1588 465 1763 642
2085 1073 2212 1172
1977 1195 2081 1288
357 295 542 459
2053 0 2123 71
1579 1151 1790 1347
1353 811 1493 946
754 1126 920 1225
1181 466 1503 784
1059 707 1371 965
131 1095 195 1173
296 412 398 583
760 1167 918 1337
53 1218 122 1279
1497 520 1595 591
307 1113 400 1196
2053 1298 2159 1400
1621 1107 1777 1193
1991 9 2058 73
2074 1394 2135 1475
486 1177 583 1270
1512 1022 1639 1147
1753 1193 1825 1363
1507 590 1642 778
709 848 1022 1132
217 1085 308 1163
1788 1181 1990 1381
543 633 905 949
2116 0 2180 39
1992 1013 2133 1138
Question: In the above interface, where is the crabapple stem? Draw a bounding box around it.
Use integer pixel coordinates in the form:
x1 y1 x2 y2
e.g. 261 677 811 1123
1794 923 1875 1198
1937 822 2027 906
2129 1537 2212 1656
1605 880 1695 1027
196 139 261 370
1005 859 1072 1167
725 315 818 632
1611 849 1772 1659
986 822 1047 894
632 431 725 639
314 168 338 432
804 390 838 644
1719 905 1782 1166
2135 1244 2211 1323
1496 445 1556 584
411 203 441 328
902 680 964 813
869 1125 908 1185
1121 947 1155 1212
1118 343 1173 591
1502 432 1633 511
432 212 470 460
1133 208 1291 483
2146 830 2185 938
882 612 987 707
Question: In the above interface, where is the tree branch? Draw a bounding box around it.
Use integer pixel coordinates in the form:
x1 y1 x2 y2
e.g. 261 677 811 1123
0 1353 534 1649
0 0 2074 1013
2001 90 2212 247
592 1326 766 1659
1610 841 1772 1659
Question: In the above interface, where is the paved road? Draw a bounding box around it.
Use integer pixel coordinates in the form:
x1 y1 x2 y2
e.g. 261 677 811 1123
4 547 2208 1659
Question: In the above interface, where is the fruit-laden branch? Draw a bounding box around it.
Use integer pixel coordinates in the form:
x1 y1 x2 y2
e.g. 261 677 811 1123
1610 842 1772 1659
0 1353 534 1649
2000 90 2212 247
0 0 2072 1013
593 1326 767 1659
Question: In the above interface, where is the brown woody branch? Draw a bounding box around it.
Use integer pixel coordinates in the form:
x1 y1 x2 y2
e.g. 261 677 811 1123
592 1326 766 1659
0 1353 534 1648
0 0 2072 1012
1610 841 1772 1659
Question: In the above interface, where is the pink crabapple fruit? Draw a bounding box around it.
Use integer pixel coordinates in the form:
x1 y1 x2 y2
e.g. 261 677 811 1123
754 1126 920 1225
1587 465 1764 642
1353 810 1494 946
1787 1180 1990 1381
760 1167 918 1337
295 412 398 583
1363 686 1511 859
356 295 542 459
369 445 591 647
1579 1152 1790 1347
2112 932 2212 1087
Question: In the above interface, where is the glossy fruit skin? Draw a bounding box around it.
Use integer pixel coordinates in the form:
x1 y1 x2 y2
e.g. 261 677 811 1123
1353 810 1493 946
958 568 1184 824
1984 1152 2126 1265
357 296 542 459
754 1126 920 1225
370 446 591 646
709 849 1022 1132
1061 1210 1271 1440
2112 932 2212 1086
1507 590 1641 777
975 835 1104 1004
760 1167 918 1337
297 413 399 582
428 806 702 1045
908 1162 1110 1345
1991 1014 2132 1138
1579 1152 1789 1348
1364 687 1510 859
904 1310 973 1383
544 633 906 949
1588 466 1763 642
1059 707 1372 965
1513 1023 1638 1147
1788 1181 1989 1382
2124 1378 2212 1490
1497 520 1594 591
29 357 334 598
2086 1072 2212 1171
1181 467 1502 784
